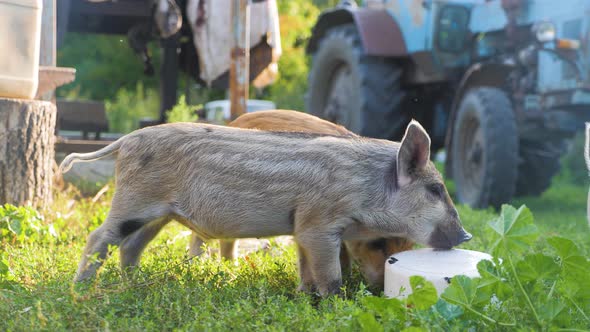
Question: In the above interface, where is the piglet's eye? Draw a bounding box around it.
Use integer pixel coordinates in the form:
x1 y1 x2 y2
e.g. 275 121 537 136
427 183 444 197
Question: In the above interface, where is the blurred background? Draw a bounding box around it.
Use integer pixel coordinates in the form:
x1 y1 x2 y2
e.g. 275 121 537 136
56 1 335 132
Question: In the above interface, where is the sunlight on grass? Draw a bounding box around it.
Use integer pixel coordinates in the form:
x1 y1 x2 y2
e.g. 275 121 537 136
1 171 588 330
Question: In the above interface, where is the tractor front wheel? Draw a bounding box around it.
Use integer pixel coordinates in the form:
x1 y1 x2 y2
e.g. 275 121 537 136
450 87 519 208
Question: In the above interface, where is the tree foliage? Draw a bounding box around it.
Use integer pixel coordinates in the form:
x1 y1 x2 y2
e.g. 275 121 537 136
57 33 161 101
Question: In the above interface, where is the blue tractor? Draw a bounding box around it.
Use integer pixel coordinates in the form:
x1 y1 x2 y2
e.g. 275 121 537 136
306 0 590 208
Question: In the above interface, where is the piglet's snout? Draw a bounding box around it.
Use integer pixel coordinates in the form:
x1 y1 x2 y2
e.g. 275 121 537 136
429 225 472 249
455 228 472 245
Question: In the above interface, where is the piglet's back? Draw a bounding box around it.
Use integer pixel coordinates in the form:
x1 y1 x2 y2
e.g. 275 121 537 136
116 122 397 196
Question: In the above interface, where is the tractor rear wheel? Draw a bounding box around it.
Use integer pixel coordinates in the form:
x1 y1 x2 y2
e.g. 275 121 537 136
306 24 409 140
450 87 519 209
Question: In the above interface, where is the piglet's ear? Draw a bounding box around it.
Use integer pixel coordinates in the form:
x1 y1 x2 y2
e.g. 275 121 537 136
397 120 431 187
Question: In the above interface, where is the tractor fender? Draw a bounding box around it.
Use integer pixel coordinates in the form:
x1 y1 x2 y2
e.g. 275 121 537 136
444 62 516 178
306 7 407 57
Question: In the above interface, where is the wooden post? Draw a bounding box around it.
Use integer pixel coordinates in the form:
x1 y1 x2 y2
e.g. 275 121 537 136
0 98 57 209
229 0 251 120
40 0 56 101
159 35 179 123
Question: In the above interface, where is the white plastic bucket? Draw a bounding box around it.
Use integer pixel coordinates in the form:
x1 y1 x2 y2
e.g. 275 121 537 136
384 248 493 299
0 0 43 99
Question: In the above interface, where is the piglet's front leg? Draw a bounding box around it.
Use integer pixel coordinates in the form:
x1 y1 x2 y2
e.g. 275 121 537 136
296 244 316 293
296 229 343 296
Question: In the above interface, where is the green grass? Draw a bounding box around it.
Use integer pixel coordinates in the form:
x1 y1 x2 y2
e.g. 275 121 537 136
1 174 589 331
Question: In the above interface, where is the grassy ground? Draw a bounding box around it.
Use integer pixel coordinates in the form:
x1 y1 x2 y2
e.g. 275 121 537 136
1 168 588 330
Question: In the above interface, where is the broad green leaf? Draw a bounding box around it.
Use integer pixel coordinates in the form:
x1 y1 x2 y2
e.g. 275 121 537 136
516 254 561 283
477 260 512 299
441 275 478 307
537 298 566 323
7 218 22 235
361 296 405 318
562 255 590 282
548 236 590 291
562 256 590 284
441 276 517 326
547 236 581 259
489 205 538 256
559 278 581 298
407 276 438 310
441 275 489 309
558 257 590 301
557 278 590 327
357 312 383 332
477 260 501 283
434 300 463 321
